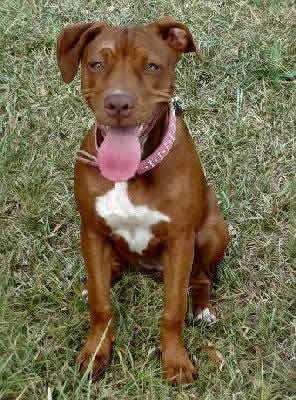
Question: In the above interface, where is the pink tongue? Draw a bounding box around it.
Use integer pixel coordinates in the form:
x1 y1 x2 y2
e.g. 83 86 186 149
98 128 141 182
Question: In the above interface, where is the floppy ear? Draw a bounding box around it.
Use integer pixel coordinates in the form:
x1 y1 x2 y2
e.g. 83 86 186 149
151 16 202 60
56 22 106 83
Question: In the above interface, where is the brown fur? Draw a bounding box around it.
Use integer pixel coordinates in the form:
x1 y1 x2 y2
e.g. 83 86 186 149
56 17 229 385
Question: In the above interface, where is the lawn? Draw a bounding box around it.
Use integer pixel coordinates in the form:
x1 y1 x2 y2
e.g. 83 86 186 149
0 0 295 399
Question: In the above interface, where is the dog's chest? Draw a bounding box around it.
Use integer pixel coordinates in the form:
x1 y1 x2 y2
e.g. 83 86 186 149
95 182 170 255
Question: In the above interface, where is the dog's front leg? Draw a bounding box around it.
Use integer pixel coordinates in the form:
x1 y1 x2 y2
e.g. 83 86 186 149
161 230 197 385
77 224 114 380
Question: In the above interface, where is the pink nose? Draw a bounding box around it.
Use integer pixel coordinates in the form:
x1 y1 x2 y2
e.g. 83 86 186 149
104 94 136 119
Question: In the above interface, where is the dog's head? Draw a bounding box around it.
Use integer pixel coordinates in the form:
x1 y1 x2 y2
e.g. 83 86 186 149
57 17 201 127
57 17 201 182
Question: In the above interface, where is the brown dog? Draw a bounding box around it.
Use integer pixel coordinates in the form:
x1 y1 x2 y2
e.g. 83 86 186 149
56 16 229 385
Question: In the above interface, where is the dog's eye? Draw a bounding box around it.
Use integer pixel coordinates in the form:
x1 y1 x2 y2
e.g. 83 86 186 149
145 63 160 72
89 61 105 72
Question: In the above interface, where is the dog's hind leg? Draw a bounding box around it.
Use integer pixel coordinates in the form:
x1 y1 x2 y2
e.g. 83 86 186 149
190 186 229 322
110 258 124 287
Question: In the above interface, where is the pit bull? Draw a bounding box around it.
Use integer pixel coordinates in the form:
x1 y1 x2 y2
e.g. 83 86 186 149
56 16 229 385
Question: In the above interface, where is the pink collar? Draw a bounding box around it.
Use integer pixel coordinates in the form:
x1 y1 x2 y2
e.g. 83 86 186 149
77 103 176 177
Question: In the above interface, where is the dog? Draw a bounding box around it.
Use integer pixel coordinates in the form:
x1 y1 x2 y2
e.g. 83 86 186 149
56 16 229 385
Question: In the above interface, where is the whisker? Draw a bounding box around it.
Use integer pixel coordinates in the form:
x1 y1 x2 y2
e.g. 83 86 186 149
146 88 171 102
84 93 95 99
82 87 171 103
82 88 100 96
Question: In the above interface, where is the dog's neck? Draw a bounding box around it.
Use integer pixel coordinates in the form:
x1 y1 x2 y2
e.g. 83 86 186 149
141 104 169 161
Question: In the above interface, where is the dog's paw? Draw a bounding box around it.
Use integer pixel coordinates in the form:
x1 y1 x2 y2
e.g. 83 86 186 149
195 306 216 323
77 342 111 380
162 350 197 385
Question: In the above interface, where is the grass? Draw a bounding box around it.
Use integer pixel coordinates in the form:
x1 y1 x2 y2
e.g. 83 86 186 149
0 0 296 398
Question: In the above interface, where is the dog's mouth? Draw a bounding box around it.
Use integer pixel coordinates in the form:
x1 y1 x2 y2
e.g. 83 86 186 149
97 113 157 182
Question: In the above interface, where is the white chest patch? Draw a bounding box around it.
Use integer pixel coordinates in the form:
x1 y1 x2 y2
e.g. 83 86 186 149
95 182 170 255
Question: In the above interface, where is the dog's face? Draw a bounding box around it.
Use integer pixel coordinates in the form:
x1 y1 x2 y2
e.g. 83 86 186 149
81 26 179 127
57 17 200 128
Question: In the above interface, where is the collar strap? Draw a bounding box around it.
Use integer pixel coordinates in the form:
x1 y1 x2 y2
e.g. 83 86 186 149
77 103 176 177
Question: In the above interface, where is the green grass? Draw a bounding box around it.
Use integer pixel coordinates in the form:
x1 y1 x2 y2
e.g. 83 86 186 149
1 0 296 398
